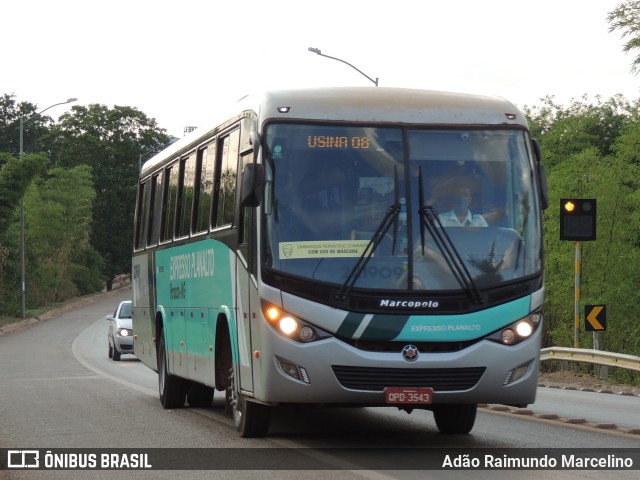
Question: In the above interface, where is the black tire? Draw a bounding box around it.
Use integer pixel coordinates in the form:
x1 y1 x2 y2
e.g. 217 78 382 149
187 382 214 408
108 340 113 359
112 338 121 361
433 403 477 434
225 367 271 438
158 331 187 409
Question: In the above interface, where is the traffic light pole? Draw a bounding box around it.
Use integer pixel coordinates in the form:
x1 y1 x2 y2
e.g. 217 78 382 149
574 241 582 348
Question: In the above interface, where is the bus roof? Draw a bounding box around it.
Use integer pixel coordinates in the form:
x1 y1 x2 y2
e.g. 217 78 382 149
256 87 527 127
141 87 527 175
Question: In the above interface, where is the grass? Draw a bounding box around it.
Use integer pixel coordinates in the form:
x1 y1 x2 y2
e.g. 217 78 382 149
0 315 18 329
0 306 49 330
0 292 106 331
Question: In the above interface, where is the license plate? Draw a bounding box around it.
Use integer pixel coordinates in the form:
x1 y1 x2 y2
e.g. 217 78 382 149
384 387 433 404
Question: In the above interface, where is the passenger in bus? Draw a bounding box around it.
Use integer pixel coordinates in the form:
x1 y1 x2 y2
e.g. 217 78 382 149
437 185 488 227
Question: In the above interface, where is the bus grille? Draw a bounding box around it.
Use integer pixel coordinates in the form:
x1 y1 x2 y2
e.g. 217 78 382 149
331 365 486 392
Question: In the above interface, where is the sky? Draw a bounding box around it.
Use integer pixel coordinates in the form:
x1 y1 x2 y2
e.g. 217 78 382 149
3 0 639 137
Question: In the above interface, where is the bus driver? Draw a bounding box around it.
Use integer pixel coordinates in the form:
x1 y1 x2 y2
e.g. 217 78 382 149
438 185 488 227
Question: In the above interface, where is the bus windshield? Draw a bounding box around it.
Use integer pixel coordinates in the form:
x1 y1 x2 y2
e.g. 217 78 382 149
263 124 542 293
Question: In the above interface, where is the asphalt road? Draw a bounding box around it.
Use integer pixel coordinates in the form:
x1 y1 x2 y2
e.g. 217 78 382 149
0 288 638 479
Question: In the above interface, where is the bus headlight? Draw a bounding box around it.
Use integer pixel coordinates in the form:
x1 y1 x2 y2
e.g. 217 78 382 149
261 301 331 343
515 321 533 337
488 310 542 346
298 326 315 342
279 316 298 335
501 329 516 345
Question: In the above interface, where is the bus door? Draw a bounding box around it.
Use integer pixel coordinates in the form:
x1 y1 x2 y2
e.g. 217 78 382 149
236 205 257 394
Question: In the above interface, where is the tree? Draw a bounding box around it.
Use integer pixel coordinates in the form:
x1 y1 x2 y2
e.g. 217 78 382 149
23 165 102 304
524 95 634 168
0 94 57 156
608 0 640 74
0 152 48 233
0 152 47 312
48 104 170 287
0 160 101 314
528 94 640 374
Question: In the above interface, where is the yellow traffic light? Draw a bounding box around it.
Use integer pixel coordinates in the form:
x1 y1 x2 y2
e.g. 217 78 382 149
560 198 596 241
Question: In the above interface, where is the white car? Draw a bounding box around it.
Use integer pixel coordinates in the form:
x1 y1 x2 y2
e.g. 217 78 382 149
107 300 133 361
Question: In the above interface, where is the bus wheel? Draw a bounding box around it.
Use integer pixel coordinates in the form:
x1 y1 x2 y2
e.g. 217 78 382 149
432 404 477 434
226 366 271 437
158 331 187 409
187 382 214 407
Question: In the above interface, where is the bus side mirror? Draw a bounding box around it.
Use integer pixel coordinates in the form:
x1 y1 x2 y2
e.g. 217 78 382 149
537 164 549 210
240 163 264 207
532 139 549 210
250 130 261 162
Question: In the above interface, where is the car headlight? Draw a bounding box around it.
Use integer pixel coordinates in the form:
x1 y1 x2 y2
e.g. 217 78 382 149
118 328 131 337
488 310 542 346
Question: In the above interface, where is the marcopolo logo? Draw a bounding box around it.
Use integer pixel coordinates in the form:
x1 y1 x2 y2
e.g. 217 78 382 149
379 299 439 309
401 345 419 362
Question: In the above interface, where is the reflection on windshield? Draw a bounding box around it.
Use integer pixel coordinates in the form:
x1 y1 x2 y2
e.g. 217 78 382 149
263 125 542 293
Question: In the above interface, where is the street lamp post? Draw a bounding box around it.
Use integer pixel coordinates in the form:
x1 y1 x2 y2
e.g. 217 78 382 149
18 97 77 318
308 47 378 86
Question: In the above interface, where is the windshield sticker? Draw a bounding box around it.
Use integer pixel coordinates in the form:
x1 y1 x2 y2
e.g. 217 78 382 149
279 241 370 259
272 145 284 159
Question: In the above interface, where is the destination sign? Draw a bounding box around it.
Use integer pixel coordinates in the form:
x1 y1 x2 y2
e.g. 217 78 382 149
307 135 372 149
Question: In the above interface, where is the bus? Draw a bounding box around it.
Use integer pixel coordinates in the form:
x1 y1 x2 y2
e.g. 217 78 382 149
132 87 548 437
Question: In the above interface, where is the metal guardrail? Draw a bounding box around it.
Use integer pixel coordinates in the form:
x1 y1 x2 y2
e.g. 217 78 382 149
540 347 640 372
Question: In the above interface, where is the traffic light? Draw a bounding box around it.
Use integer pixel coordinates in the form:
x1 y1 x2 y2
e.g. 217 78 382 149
560 198 596 241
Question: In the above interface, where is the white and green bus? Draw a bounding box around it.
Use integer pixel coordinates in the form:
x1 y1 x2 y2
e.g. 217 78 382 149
132 87 548 437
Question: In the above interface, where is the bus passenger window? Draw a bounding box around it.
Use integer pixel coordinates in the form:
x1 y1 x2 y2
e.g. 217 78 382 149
177 153 196 238
216 129 239 227
148 172 163 245
161 163 179 242
134 180 149 250
194 145 216 233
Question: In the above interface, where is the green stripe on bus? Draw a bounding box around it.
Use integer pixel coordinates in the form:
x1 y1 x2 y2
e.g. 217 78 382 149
393 296 531 342
336 312 366 338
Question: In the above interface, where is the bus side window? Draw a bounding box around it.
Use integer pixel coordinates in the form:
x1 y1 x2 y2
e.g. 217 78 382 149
176 153 196 238
148 172 163 245
161 163 179 243
134 180 149 251
194 144 216 233
216 129 240 227
144 175 157 247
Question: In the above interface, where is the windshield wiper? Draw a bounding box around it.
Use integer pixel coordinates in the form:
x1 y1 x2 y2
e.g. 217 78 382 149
418 167 483 305
336 167 400 301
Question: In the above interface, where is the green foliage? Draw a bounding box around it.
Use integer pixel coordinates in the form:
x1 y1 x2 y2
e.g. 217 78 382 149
1 98 169 315
523 95 635 167
22 165 102 306
0 162 104 314
0 94 57 156
48 104 170 283
529 95 640 357
0 152 48 233
608 0 640 74
70 246 105 295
